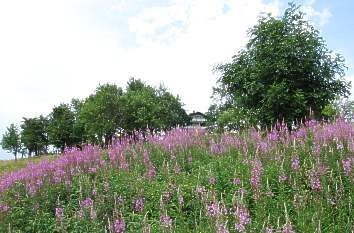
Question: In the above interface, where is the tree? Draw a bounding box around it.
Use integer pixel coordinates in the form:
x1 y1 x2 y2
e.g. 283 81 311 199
123 79 160 136
1 124 21 160
214 4 351 127
78 84 124 146
21 116 48 157
156 85 189 130
122 79 189 136
48 104 75 153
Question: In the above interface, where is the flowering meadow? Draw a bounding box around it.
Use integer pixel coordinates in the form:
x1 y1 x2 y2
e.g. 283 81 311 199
0 119 353 232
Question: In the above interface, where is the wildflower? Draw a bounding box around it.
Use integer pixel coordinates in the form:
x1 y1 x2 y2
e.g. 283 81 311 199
160 213 172 228
143 150 150 165
55 207 64 222
114 217 126 233
342 158 352 176
81 197 94 208
117 195 124 205
134 197 144 212
208 176 216 185
279 174 288 183
233 177 241 185
250 158 262 199
311 176 322 192
282 222 295 233
206 202 220 217
146 165 156 180
0 203 10 213
216 221 229 233
234 204 251 232
265 226 274 233
162 191 172 203
291 157 300 171
196 185 206 194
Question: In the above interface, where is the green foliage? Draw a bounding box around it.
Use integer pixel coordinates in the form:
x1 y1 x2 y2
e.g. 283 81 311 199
78 84 124 146
123 79 189 134
20 116 48 157
214 3 351 127
48 104 76 152
1 124 20 160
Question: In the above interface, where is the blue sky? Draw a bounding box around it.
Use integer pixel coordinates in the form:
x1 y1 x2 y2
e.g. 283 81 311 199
0 0 353 160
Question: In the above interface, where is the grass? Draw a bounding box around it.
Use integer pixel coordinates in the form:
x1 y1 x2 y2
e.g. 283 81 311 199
0 155 57 176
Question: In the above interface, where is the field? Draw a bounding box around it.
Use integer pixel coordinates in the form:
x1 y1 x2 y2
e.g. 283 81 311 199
0 156 54 176
0 119 353 232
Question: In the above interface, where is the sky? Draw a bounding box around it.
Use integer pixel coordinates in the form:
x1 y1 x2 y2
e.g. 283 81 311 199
0 0 353 160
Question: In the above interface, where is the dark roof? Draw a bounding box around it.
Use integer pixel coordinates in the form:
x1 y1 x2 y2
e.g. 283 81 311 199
189 112 206 117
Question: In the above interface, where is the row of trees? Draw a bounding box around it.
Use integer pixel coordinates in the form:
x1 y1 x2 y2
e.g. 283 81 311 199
1 79 190 160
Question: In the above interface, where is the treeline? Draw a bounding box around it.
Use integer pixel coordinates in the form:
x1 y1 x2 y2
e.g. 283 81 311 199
1 78 190 160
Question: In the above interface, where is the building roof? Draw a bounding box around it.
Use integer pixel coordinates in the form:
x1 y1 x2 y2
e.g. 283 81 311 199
189 111 206 117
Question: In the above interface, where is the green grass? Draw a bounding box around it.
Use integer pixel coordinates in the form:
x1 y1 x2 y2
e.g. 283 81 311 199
0 155 57 176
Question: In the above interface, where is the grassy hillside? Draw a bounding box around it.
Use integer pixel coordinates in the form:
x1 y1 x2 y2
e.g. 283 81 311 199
0 120 353 232
0 156 53 176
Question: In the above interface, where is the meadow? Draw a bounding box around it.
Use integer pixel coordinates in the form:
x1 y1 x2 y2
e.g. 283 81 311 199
0 119 353 232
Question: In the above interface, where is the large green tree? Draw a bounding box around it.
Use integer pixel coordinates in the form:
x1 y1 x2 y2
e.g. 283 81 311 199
122 79 189 136
20 116 48 157
78 84 125 146
47 104 75 153
1 124 21 160
214 4 351 127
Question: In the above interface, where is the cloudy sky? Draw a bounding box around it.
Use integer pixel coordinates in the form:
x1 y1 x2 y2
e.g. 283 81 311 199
0 0 353 159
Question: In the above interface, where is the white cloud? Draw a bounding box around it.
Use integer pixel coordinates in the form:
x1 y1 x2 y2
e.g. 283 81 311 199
301 0 332 27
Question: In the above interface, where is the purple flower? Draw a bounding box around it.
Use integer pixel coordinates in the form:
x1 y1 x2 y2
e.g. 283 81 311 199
81 197 94 208
250 158 262 199
146 165 156 180
233 177 241 185
114 217 126 233
311 176 322 192
279 174 288 183
282 222 295 233
342 158 352 176
208 176 216 185
0 203 10 213
234 205 251 232
216 221 229 233
117 195 124 205
196 185 206 194
291 157 300 171
134 197 144 212
55 207 64 222
162 191 173 203
206 202 220 217
160 213 172 228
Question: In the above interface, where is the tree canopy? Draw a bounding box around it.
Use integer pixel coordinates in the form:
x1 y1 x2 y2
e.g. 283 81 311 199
214 4 351 127
47 104 76 152
20 116 48 157
1 124 21 160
